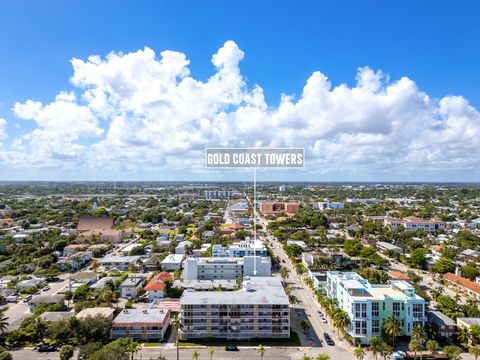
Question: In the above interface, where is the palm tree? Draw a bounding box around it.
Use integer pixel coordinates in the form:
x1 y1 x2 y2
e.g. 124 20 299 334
280 267 290 282
302 355 312 360
208 347 215 360
257 344 266 359
171 314 183 360
458 326 471 345
354 345 365 360
369 336 382 360
191 350 200 360
426 340 439 358
412 323 426 342
333 309 350 336
408 340 422 360
379 342 392 360
300 319 310 334
316 354 330 360
34 317 49 344
383 315 401 350
470 345 480 360
125 339 141 360
0 309 9 337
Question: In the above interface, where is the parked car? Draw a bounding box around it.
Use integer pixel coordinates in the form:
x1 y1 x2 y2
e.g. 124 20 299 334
42 285 50 291
37 345 57 352
22 295 32 303
323 333 335 346
225 345 239 351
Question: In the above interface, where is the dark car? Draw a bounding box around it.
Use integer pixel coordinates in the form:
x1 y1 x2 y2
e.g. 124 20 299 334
37 345 57 352
323 333 335 346
225 344 239 351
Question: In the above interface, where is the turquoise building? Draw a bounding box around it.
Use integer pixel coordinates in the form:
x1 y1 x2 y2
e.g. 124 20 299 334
326 271 425 344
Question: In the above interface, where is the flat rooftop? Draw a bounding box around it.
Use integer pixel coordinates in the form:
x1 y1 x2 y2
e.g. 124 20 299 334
180 277 289 306
113 308 170 324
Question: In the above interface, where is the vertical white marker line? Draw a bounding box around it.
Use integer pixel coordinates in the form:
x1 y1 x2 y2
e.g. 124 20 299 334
253 167 257 275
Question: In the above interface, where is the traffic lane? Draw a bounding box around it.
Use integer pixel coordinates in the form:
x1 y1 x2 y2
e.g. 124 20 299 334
140 347 308 360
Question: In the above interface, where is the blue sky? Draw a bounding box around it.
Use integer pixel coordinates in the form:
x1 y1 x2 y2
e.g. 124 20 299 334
0 0 479 181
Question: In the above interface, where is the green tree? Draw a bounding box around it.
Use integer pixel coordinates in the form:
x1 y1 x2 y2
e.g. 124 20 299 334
412 323 426 342
300 319 310 334
462 263 480 281
280 267 290 282
124 338 141 360
0 310 9 338
316 354 330 360
408 340 422 360
0 350 12 360
208 347 215 360
432 257 456 274
257 344 266 359
333 309 351 336
191 350 199 360
426 340 439 358
470 345 480 360
87 338 133 360
379 342 392 360
383 315 401 350
369 336 382 360
34 317 49 344
59 345 74 360
354 345 365 360
443 345 462 360
408 248 428 269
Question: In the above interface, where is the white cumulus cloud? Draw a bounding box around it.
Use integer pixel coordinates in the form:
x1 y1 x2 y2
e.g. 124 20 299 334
2 40 479 180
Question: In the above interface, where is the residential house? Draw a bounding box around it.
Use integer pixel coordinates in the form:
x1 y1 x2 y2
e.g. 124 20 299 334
119 275 147 299
144 272 174 301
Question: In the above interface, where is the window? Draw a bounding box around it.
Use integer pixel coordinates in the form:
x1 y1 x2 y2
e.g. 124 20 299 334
413 304 424 319
372 320 380 334
372 302 379 317
355 320 367 335
393 302 400 317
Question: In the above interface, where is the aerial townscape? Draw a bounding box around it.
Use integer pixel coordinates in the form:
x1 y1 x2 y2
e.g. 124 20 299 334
0 183 479 360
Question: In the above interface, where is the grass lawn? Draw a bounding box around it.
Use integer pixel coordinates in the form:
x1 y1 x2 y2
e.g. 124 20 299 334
179 331 301 347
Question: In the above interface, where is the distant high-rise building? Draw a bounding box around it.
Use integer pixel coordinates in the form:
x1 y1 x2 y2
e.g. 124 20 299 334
204 190 240 200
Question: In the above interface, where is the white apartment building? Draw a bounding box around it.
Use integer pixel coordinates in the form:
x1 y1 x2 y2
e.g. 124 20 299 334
326 271 426 345
180 277 290 339
212 238 267 258
318 201 345 210
161 254 184 270
183 256 271 281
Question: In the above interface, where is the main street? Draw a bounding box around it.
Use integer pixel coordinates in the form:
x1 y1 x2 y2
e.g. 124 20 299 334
244 193 355 359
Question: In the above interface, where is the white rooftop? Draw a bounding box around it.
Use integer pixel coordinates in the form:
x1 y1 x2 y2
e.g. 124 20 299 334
180 277 289 305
